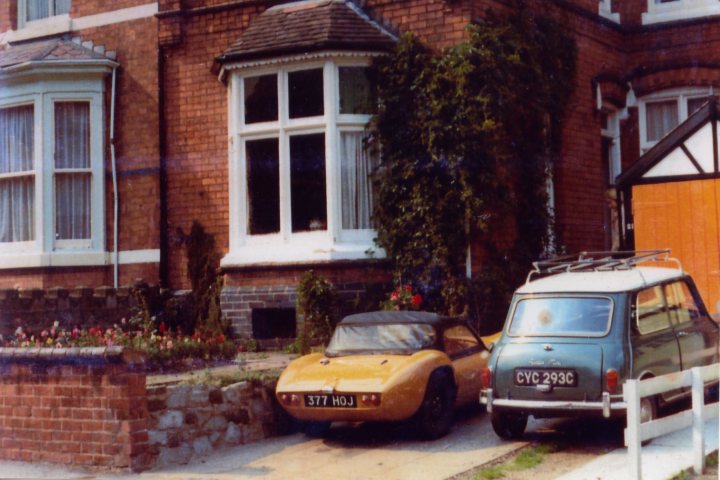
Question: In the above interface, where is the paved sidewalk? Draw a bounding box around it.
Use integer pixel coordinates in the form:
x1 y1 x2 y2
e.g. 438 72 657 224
557 417 719 480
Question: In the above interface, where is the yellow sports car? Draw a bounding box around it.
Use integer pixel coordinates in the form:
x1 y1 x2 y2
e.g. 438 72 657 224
276 310 499 438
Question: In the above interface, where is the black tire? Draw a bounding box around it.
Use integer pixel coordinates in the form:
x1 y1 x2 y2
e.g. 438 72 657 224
300 420 331 437
639 396 657 446
416 374 456 440
490 411 527 440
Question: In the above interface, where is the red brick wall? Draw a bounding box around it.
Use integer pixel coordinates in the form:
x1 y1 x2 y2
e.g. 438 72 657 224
71 0 152 17
0 347 151 471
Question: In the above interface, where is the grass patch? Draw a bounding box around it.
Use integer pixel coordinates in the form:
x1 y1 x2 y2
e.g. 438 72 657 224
667 450 718 480
474 445 555 480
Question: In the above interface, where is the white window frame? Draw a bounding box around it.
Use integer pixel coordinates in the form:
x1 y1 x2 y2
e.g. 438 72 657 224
638 87 712 153
642 0 720 24
223 54 383 267
17 0 72 30
598 0 620 23
601 105 622 184
0 76 106 268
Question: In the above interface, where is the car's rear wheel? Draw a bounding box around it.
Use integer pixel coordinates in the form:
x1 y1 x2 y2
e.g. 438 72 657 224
417 374 456 439
299 420 331 437
490 411 527 440
639 396 657 446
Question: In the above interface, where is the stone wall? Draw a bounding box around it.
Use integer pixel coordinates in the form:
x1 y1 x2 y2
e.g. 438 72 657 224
0 346 152 471
146 380 290 467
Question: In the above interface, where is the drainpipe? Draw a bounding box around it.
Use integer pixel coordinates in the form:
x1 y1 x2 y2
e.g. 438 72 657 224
158 48 169 287
110 66 119 288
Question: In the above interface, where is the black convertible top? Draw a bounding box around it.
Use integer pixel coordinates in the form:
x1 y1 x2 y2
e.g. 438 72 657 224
339 310 451 326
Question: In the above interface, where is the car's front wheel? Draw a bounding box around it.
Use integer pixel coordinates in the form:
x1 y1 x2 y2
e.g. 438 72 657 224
491 411 527 439
417 374 456 439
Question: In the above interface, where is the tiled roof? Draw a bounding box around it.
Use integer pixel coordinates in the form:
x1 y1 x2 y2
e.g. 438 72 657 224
217 0 396 64
0 38 111 69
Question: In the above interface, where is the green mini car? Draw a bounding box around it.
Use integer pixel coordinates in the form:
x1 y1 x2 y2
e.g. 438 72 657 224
480 250 720 439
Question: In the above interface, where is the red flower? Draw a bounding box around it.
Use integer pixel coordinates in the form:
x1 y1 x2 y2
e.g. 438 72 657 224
390 292 400 301
216 333 225 344
404 284 413 293
411 294 423 307
159 322 167 334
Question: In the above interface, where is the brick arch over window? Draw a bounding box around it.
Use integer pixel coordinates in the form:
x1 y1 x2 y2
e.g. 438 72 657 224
629 65 720 98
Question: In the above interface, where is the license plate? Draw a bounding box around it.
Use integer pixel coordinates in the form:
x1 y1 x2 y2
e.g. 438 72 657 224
514 368 578 387
304 394 357 408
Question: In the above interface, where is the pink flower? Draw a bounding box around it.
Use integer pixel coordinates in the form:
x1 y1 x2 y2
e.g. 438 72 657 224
390 292 400 301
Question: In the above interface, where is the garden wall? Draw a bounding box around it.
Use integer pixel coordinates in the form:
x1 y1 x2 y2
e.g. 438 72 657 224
0 284 194 341
0 346 152 471
146 380 290 467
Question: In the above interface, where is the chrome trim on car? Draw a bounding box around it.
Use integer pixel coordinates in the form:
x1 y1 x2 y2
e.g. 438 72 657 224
480 389 625 418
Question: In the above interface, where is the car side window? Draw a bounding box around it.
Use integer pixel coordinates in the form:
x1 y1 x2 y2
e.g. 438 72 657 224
443 325 480 357
664 281 701 326
635 285 671 335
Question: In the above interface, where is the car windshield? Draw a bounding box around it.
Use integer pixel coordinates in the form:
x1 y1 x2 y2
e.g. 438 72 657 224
508 296 612 337
325 323 437 356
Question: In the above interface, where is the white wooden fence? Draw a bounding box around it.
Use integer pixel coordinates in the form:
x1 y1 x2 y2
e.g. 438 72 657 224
624 363 720 479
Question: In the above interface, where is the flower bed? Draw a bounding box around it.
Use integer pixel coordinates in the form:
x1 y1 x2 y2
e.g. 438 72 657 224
0 317 237 372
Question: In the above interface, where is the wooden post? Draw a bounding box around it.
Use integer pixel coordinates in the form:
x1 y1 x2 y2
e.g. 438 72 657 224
624 379 642 479
691 367 705 474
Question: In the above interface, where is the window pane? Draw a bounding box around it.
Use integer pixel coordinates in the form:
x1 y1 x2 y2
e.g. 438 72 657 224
290 133 326 232
26 0 49 21
244 74 278 124
55 0 71 15
0 105 34 173
688 97 707 116
288 69 324 119
635 286 670 334
665 282 701 325
646 100 678 142
0 177 35 242
55 173 90 240
443 325 479 356
509 297 612 337
55 102 90 169
0 105 34 243
246 138 280 235
340 131 376 229
339 67 375 115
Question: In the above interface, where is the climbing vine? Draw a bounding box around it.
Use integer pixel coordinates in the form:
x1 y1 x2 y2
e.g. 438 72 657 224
371 7 576 327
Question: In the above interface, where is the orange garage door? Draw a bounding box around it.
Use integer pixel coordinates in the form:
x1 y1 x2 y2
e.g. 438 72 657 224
632 178 720 315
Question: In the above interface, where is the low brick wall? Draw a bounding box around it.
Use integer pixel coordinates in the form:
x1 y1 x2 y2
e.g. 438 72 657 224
146 380 290 467
0 347 152 471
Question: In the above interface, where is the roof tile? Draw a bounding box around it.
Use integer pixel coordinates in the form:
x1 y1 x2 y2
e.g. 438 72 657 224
218 0 395 63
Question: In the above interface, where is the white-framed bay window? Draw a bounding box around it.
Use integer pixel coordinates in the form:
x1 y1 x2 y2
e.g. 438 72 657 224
643 0 720 24
223 55 382 266
598 0 620 22
639 87 713 152
0 74 107 268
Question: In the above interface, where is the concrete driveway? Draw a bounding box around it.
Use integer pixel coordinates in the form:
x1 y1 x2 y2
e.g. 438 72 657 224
100 408 524 480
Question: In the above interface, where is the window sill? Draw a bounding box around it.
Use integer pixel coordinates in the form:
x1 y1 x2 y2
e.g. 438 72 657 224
221 241 385 268
642 5 720 25
0 251 108 269
5 15 71 43
0 249 161 269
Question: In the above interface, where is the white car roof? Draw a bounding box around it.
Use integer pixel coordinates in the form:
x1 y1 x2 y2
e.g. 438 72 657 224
516 267 685 294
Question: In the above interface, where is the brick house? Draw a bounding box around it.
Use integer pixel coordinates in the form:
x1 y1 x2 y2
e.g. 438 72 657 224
1 0 719 337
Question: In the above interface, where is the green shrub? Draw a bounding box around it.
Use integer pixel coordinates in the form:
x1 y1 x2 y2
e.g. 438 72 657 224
296 271 338 353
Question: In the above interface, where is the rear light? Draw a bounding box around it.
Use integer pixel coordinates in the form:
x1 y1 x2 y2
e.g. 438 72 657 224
606 369 619 394
279 393 301 406
360 394 381 406
481 367 492 389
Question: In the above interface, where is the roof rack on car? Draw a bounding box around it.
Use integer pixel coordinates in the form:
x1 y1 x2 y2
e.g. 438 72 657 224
525 249 682 283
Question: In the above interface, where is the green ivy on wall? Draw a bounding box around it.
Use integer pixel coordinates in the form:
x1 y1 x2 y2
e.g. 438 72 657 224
370 7 577 327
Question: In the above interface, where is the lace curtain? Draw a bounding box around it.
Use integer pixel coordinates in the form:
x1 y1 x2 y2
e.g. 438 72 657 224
55 102 91 240
26 0 71 21
340 131 376 230
0 106 35 243
646 100 679 143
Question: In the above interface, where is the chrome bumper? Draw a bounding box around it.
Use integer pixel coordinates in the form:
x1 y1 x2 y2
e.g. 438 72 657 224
480 389 626 418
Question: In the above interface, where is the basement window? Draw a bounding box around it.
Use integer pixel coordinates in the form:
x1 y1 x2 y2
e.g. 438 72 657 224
251 308 297 339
